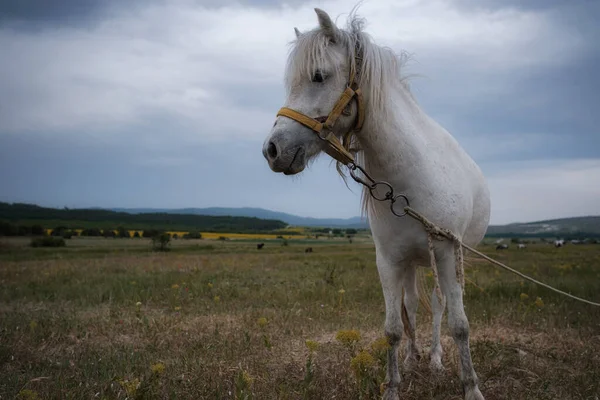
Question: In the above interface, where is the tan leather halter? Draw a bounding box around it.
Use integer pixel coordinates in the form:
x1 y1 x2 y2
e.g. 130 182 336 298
275 55 365 165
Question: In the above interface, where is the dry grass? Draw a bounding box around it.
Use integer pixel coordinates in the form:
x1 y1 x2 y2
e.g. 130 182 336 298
0 239 599 399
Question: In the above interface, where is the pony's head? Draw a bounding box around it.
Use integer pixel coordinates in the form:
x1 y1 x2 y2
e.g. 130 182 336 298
262 8 363 175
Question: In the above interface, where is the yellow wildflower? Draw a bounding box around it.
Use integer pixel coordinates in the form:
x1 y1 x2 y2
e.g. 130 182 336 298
29 320 38 331
16 389 40 400
350 350 376 376
338 288 346 307
257 317 268 328
207 282 213 289
535 297 544 308
520 293 529 301
213 295 220 302
136 301 142 307
336 329 361 346
305 339 319 353
171 284 179 289
370 337 390 353
151 362 165 374
174 306 181 311
241 370 254 385
118 378 141 396
130 281 137 285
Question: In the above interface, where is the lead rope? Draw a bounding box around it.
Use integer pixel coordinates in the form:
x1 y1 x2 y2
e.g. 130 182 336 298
347 162 600 308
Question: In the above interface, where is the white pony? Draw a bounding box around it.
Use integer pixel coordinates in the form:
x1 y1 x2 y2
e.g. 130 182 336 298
262 8 490 400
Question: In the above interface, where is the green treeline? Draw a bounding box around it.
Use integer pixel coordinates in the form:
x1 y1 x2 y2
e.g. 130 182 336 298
0 202 287 234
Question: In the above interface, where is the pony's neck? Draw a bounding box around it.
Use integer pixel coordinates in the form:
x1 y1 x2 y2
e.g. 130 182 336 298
356 83 425 187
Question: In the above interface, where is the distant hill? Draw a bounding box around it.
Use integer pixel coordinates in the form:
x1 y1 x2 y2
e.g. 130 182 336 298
109 207 369 228
0 202 288 233
486 216 600 238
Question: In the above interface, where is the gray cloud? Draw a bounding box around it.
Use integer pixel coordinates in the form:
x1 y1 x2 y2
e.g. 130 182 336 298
0 0 124 31
0 0 313 31
453 0 596 12
0 0 106 21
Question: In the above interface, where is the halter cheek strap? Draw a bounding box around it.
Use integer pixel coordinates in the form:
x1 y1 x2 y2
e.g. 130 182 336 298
275 59 365 165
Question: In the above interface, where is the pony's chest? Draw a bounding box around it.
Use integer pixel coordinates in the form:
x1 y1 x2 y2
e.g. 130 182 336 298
369 214 431 260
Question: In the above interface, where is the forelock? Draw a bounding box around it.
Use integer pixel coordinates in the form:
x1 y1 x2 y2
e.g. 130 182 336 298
284 26 355 89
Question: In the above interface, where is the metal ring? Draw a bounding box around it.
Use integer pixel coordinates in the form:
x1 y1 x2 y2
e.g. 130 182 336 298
390 194 410 217
369 181 394 201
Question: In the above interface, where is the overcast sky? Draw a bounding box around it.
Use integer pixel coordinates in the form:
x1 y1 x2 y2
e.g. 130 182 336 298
0 0 599 224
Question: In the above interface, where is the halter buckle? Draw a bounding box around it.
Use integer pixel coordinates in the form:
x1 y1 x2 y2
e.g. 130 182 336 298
317 126 332 141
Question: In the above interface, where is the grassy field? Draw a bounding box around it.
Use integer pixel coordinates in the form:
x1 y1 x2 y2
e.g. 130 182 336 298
0 237 599 399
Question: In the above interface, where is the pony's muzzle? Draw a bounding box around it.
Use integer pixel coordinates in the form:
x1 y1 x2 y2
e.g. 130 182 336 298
262 133 306 175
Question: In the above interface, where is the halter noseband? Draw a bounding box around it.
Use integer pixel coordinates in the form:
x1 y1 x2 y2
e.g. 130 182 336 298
275 53 365 165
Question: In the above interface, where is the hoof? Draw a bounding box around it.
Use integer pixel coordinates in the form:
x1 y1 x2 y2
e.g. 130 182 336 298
464 386 484 400
381 382 400 400
382 387 400 400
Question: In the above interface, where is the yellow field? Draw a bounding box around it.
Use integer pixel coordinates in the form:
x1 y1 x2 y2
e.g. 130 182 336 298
45 228 84 235
44 229 304 240
196 232 299 240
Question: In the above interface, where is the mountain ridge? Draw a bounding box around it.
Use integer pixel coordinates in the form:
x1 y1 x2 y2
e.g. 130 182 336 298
485 215 600 237
108 207 369 228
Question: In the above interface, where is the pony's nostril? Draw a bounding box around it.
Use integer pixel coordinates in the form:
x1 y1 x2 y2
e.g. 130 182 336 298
267 142 278 159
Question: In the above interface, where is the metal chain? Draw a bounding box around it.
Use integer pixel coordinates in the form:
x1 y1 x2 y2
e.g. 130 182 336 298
347 162 410 217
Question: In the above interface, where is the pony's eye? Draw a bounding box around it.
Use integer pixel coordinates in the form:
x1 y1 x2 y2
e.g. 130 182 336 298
312 70 325 83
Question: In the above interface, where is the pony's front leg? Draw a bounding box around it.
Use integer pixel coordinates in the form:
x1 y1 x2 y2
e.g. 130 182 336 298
377 253 405 400
437 245 484 400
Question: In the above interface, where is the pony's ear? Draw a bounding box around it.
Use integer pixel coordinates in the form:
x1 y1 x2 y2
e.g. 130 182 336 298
294 27 301 38
314 8 339 41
